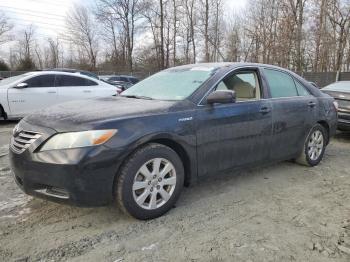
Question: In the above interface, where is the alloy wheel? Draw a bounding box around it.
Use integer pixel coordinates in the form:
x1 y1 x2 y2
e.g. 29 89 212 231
132 158 177 210
307 130 324 161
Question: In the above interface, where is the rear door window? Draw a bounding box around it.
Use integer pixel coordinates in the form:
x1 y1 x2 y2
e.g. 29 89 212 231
25 75 55 87
264 69 298 98
55 75 97 87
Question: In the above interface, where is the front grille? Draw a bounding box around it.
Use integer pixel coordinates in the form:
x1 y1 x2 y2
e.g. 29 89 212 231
11 130 41 154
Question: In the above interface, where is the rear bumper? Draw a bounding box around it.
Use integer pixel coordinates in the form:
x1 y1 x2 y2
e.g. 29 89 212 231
9 145 124 207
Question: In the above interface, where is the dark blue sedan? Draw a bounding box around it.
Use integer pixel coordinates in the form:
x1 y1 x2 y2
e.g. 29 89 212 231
10 63 338 220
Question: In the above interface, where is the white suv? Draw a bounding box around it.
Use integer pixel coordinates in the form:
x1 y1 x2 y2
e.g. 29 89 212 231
0 71 121 119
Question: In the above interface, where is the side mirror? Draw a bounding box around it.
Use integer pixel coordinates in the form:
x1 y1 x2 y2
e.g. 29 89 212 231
15 83 28 89
207 90 236 104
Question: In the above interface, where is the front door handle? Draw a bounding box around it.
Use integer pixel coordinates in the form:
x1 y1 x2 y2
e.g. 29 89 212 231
47 91 56 94
308 101 316 107
83 90 92 93
260 107 271 114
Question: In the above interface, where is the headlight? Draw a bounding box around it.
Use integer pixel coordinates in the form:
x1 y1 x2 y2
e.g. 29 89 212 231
333 101 339 111
40 129 117 151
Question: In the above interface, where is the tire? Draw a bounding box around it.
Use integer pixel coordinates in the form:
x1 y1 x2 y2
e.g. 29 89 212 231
295 124 327 166
0 105 4 119
116 143 184 220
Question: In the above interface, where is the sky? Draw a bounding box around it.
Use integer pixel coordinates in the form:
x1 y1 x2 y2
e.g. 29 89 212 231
0 0 248 60
0 0 81 38
0 0 248 38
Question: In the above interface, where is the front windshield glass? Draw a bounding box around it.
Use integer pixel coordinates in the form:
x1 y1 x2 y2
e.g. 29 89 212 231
122 67 216 100
0 73 30 86
323 82 350 92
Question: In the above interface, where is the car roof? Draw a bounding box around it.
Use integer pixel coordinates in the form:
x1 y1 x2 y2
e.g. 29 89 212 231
167 62 291 71
25 71 100 81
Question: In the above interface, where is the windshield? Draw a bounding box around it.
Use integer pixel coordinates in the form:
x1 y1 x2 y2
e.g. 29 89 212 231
0 73 30 86
323 82 350 92
122 67 215 100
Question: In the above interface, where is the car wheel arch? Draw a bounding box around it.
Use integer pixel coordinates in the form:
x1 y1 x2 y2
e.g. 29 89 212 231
0 104 7 119
149 138 192 187
111 134 194 201
317 120 330 144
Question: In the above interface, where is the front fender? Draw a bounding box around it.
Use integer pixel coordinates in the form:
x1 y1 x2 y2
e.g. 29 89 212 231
108 131 197 187
0 88 10 117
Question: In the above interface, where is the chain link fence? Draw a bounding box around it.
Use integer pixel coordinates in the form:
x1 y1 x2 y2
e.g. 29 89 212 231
302 72 350 87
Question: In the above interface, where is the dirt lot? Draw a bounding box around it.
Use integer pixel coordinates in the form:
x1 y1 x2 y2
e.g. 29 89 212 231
0 121 350 262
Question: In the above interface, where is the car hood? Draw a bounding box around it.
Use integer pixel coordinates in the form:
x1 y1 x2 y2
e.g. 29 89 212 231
23 97 180 132
322 90 350 100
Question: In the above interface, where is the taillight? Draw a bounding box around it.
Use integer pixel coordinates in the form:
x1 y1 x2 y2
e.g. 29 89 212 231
333 101 339 111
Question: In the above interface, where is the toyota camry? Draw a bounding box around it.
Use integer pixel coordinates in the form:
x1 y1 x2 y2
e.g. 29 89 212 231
9 63 338 220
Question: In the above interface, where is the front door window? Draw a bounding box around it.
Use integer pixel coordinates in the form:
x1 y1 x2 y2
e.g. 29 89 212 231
216 72 261 101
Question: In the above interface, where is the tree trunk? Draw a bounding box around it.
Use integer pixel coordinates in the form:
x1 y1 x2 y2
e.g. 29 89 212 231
204 0 209 62
159 0 165 69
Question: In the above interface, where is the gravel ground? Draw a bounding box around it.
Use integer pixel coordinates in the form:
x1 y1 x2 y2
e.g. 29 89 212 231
0 121 350 262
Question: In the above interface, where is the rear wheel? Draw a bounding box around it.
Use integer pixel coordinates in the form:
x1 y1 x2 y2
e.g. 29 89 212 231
116 143 184 220
296 124 327 166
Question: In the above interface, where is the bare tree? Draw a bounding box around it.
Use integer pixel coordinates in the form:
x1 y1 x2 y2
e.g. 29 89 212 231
66 5 99 70
0 12 13 46
47 38 61 68
96 0 145 71
326 0 350 72
14 25 36 70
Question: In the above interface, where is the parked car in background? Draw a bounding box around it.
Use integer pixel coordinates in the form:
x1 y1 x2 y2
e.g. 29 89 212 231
309 82 318 88
322 81 350 131
100 75 140 91
107 80 133 91
44 68 100 80
0 71 121 119
9 63 337 220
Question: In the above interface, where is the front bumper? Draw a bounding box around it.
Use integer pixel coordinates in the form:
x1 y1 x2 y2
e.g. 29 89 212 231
337 111 350 131
9 120 124 207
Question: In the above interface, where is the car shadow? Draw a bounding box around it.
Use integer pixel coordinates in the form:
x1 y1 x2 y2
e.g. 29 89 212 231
0 120 18 126
334 130 350 142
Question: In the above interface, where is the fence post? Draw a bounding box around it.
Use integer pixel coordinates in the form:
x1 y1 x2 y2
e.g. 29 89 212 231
336 71 340 82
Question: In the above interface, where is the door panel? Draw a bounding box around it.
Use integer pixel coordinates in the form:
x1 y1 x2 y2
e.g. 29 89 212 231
55 75 95 103
269 97 315 160
262 68 318 160
196 100 272 176
7 75 57 116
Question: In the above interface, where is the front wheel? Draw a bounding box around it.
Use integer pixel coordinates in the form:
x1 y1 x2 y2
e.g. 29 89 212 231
116 143 184 220
296 124 327 166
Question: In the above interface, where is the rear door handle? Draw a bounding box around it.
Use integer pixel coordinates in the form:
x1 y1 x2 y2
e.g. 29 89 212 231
308 101 316 107
260 107 271 114
47 91 56 94
83 90 92 93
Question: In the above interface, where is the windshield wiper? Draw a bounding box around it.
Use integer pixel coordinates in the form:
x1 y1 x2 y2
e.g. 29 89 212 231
122 95 154 100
